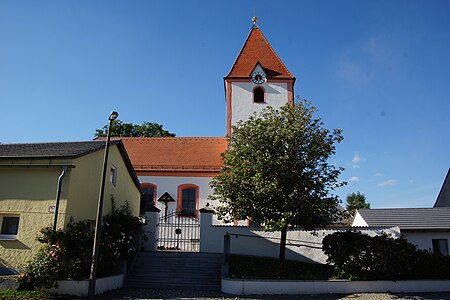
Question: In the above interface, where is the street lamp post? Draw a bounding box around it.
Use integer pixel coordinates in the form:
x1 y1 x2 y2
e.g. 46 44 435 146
88 111 118 299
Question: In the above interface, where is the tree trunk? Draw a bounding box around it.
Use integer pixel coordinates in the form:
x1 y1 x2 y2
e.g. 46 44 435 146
279 225 288 262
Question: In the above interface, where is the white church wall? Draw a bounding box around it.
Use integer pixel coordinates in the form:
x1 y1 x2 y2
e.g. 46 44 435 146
231 81 288 126
138 175 222 223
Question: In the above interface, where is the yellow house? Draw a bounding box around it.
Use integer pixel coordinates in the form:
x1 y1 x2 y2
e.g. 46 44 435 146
0 140 141 273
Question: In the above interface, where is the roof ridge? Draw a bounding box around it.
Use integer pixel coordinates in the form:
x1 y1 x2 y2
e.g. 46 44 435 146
119 136 226 140
0 140 104 146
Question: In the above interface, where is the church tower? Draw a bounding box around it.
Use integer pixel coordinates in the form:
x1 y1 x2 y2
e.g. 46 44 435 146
224 18 296 136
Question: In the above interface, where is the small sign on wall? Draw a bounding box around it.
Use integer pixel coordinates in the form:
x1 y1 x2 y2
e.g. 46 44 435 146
48 206 55 213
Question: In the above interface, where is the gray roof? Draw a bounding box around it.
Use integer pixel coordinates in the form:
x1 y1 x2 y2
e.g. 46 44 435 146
357 207 450 230
0 141 119 159
0 140 142 193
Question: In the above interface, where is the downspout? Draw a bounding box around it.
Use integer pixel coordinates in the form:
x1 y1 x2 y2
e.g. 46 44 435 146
52 166 67 233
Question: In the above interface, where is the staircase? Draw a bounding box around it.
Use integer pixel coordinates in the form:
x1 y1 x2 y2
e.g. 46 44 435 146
125 252 223 290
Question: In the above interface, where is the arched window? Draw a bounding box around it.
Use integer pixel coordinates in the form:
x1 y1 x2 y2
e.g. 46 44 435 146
177 184 199 217
140 183 157 213
253 87 265 103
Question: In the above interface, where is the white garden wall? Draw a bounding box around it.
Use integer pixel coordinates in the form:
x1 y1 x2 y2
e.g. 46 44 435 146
200 211 400 263
222 278 450 295
48 274 123 296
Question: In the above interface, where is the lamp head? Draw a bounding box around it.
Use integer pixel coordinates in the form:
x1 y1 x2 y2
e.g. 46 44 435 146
109 111 119 121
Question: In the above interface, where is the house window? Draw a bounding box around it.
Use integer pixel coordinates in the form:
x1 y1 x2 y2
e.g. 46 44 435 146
177 184 199 217
0 216 19 239
140 183 156 212
432 239 449 256
110 165 117 186
253 87 265 103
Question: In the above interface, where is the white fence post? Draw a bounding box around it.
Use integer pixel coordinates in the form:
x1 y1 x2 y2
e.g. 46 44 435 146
143 206 161 251
199 204 214 253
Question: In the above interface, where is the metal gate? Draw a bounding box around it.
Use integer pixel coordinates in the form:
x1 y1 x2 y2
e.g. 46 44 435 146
157 210 200 252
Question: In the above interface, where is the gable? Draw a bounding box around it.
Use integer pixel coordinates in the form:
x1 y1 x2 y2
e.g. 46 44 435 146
251 62 266 77
0 140 141 193
434 168 450 207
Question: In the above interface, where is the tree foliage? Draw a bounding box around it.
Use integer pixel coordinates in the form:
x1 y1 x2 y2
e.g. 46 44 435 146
209 100 346 260
95 120 175 138
346 191 370 215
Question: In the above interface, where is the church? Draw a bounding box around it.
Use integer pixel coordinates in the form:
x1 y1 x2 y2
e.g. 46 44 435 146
121 18 296 224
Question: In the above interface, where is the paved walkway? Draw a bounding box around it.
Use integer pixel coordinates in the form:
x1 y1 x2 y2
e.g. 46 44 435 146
4 276 450 299
97 288 450 300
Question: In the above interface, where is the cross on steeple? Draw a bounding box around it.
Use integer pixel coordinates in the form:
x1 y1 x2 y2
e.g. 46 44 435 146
252 16 258 27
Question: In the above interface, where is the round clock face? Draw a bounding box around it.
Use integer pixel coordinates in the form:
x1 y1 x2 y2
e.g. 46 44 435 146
252 72 266 84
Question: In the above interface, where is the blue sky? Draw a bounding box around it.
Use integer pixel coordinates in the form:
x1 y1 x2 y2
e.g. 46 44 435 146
1 1 449 208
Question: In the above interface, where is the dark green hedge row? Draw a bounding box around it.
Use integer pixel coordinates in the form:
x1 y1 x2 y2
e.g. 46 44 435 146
322 231 450 280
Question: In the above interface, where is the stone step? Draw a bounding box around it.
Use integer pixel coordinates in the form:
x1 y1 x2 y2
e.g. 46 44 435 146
135 252 222 259
127 273 220 281
124 281 220 290
131 262 221 271
126 277 220 285
126 251 222 291
131 259 221 265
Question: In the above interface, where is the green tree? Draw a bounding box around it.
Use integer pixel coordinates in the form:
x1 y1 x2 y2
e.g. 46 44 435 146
346 191 370 215
95 120 175 138
209 100 346 262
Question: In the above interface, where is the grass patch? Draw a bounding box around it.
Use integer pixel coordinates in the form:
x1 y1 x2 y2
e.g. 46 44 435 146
0 290 78 300
228 255 334 280
0 290 50 300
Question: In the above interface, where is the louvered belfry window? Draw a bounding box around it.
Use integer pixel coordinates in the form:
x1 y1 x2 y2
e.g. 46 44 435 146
253 87 265 103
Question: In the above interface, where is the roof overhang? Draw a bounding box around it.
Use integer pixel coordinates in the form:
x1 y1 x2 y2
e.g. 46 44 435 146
0 164 76 168
400 228 450 232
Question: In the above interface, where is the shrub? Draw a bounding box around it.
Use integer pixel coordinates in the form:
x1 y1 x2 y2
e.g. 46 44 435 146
37 220 93 280
98 200 144 277
322 231 450 280
411 249 450 279
102 200 143 259
18 200 144 290
17 244 65 289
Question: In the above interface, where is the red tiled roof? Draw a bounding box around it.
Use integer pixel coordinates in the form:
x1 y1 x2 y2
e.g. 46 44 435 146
119 137 227 172
226 26 294 79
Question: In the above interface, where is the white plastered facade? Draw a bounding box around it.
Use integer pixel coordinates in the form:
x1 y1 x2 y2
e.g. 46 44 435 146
138 175 222 224
230 79 289 127
401 231 450 254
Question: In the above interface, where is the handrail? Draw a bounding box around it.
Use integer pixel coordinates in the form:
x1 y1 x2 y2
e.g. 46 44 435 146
222 232 324 277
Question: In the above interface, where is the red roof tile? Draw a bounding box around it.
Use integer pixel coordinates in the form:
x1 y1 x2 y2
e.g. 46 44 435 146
226 26 294 79
119 137 227 172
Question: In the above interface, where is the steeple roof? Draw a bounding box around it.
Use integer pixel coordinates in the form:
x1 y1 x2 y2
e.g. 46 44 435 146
226 26 294 79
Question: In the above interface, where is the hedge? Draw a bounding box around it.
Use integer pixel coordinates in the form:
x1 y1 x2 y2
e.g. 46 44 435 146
322 231 450 280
